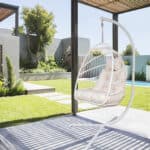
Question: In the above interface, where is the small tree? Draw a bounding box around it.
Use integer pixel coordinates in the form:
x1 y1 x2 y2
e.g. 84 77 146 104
122 44 139 56
6 56 15 89
22 5 56 55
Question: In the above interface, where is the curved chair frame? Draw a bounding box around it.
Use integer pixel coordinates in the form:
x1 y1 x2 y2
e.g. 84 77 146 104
72 17 135 150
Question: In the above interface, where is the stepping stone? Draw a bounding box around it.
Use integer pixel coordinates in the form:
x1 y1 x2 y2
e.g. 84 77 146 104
24 82 55 94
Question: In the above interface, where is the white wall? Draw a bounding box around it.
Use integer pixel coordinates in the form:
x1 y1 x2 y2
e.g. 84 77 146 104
0 34 19 78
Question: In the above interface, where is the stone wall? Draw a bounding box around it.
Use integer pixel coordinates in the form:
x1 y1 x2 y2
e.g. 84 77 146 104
20 72 71 81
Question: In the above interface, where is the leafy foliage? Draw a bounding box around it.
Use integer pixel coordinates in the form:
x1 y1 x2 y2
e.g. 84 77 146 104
6 56 15 89
8 80 26 96
21 56 66 73
0 56 25 97
0 86 8 97
13 26 25 35
91 50 103 57
22 5 56 54
147 61 150 65
36 56 64 72
124 60 130 65
122 44 139 56
135 72 146 81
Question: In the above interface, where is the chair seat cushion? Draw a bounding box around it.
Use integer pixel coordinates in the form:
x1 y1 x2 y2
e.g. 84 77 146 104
75 88 106 104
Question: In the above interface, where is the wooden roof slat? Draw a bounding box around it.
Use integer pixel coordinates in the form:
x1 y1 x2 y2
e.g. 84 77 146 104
0 8 15 21
79 0 150 14
0 3 18 22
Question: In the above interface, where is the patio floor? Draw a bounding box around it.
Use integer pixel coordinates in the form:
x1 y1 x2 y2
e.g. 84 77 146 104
79 106 150 139
0 109 149 150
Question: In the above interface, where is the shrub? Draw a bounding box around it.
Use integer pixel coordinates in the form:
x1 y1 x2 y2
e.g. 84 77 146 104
20 56 66 73
147 61 150 65
91 49 103 57
0 81 3 87
0 87 8 97
135 72 146 81
8 80 26 96
0 56 26 97
6 56 15 89
124 60 130 65
122 44 139 56
37 56 66 72
20 68 45 73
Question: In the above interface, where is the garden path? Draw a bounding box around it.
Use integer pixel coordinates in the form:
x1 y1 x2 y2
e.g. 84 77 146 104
35 92 97 110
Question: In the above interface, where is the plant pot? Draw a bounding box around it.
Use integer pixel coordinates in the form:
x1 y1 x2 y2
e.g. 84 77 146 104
125 65 131 80
146 65 150 81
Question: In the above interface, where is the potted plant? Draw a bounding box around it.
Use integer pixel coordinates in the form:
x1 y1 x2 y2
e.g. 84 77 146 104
146 60 150 81
124 60 131 80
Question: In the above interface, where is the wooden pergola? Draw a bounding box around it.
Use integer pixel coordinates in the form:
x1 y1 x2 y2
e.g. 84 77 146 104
71 0 150 115
0 3 19 35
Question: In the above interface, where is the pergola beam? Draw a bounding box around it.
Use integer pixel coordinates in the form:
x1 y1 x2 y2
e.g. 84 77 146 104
71 0 78 115
15 8 19 35
0 3 18 10
112 13 118 51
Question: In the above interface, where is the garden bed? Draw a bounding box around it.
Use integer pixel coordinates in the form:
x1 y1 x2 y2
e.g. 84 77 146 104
20 72 71 81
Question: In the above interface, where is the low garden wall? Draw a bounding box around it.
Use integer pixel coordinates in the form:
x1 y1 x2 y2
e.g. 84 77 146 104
20 72 71 81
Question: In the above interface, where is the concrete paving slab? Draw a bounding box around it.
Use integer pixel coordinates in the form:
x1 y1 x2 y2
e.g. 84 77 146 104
79 103 97 109
24 82 55 94
78 106 150 139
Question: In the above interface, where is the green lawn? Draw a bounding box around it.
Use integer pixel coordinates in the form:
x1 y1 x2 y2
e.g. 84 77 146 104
0 79 149 128
0 95 70 127
30 79 150 111
29 79 93 95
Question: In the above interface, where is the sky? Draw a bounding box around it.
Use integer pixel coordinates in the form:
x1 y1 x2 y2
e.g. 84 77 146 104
0 0 150 54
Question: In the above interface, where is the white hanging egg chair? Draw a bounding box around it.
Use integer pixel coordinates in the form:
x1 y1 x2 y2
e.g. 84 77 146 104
72 17 135 150
75 43 126 106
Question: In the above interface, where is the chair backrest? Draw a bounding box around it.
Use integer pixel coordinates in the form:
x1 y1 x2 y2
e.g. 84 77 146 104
93 55 126 94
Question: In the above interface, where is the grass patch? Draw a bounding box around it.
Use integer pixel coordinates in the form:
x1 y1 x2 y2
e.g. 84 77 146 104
0 95 70 127
30 79 150 111
121 86 150 111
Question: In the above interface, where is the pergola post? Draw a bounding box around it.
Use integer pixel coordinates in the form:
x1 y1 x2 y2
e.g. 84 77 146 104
71 0 78 115
112 13 118 51
15 7 19 36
